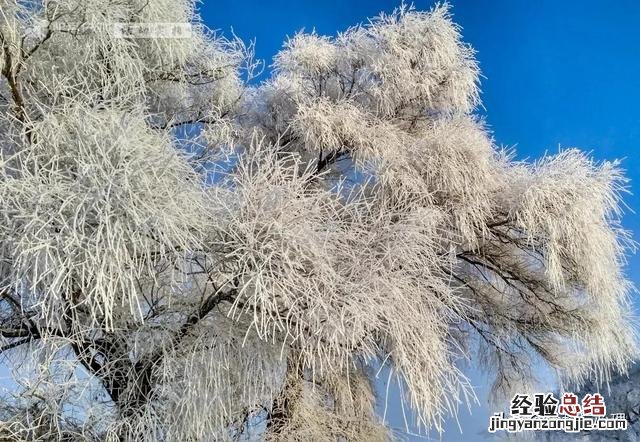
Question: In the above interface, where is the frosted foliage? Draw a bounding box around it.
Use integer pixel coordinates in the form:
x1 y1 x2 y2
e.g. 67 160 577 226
0 105 210 329
265 367 389 441
209 149 470 432
111 315 286 442
266 3 479 124
0 2 636 441
2 0 243 125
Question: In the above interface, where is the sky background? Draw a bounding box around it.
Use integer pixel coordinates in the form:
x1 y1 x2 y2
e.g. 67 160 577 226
205 1 640 440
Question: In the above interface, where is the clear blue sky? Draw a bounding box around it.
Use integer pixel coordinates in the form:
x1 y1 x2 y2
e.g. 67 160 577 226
203 1 640 440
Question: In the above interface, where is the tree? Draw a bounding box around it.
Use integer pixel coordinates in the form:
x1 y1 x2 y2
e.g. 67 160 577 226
0 1 636 440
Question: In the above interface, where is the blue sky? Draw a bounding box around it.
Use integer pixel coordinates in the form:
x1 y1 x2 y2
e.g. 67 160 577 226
204 1 640 440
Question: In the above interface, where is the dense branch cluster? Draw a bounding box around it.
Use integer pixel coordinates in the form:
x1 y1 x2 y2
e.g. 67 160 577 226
0 1 635 440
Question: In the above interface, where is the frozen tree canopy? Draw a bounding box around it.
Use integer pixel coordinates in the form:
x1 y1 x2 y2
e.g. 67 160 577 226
0 1 636 440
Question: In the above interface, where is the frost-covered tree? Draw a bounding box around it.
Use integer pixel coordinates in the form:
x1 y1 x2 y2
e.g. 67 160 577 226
0 1 636 440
